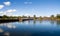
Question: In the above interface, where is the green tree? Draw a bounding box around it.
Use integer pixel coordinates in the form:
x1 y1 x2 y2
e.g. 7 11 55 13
39 16 43 20
50 15 55 20
28 16 30 19
2 15 9 20
56 14 60 18
2 15 8 18
33 15 36 20
51 15 54 18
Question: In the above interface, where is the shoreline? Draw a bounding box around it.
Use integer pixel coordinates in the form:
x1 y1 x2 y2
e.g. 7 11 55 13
0 19 19 23
0 18 60 23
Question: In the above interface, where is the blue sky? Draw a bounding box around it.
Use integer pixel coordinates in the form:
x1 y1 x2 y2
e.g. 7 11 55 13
0 0 60 17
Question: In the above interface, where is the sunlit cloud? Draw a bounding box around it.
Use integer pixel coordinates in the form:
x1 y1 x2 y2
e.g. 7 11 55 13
0 11 6 16
6 9 17 13
0 5 4 9
24 13 29 16
4 1 11 6
24 13 33 17
0 9 16 16
0 11 3 14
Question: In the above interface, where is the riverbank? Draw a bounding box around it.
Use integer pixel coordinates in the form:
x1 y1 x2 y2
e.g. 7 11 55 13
0 17 60 23
0 18 19 23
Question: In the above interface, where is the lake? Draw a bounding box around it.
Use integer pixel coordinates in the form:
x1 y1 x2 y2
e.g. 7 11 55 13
0 20 60 36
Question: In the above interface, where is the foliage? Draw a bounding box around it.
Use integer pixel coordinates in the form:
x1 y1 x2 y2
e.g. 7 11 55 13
2 15 9 18
56 14 60 18
51 15 54 18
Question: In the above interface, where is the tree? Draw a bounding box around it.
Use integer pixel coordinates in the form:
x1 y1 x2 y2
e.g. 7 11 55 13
51 15 54 18
50 15 55 20
28 16 30 19
34 15 36 18
39 16 43 20
2 15 8 18
33 15 36 20
56 14 60 18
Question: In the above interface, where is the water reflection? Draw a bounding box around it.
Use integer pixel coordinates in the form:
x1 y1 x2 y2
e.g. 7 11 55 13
56 20 60 27
56 20 60 25
0 20 60 36
4 32 10 36
0 28 4 33
39 20 42 23
0 23 16 29
6 23 16 29
50 20 55 24
33 20 36 24
0 22 17 36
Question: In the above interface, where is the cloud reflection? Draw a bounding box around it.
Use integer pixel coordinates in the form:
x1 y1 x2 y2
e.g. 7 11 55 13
6 23 16 29
0 28 4 33
4 32 10 36
0 23 16 29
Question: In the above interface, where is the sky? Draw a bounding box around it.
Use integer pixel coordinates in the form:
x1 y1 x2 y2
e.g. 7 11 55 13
0 0 60 17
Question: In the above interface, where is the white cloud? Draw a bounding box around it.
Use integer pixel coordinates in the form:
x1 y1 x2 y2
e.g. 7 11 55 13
0 11 3 14
24 14 29 16
24 13 33 17
0 9 16 16
0 11 6 16
6 9 13 12
6 9 16 13
0 5 4 9
4 1 11 6
24 2 28 4
24 2 32 4
13 9 16 12
29 2 32 4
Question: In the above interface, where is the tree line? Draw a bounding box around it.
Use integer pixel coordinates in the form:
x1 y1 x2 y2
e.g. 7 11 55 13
0 14 60 20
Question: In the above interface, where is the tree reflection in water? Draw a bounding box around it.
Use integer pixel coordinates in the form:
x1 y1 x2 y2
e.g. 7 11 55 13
56 20 60 25
50 20 54 24
33 20 36 24
39 20 42 24
0 20 60 36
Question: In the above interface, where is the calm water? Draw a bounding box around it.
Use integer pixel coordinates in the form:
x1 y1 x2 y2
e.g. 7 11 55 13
0 20 60 36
